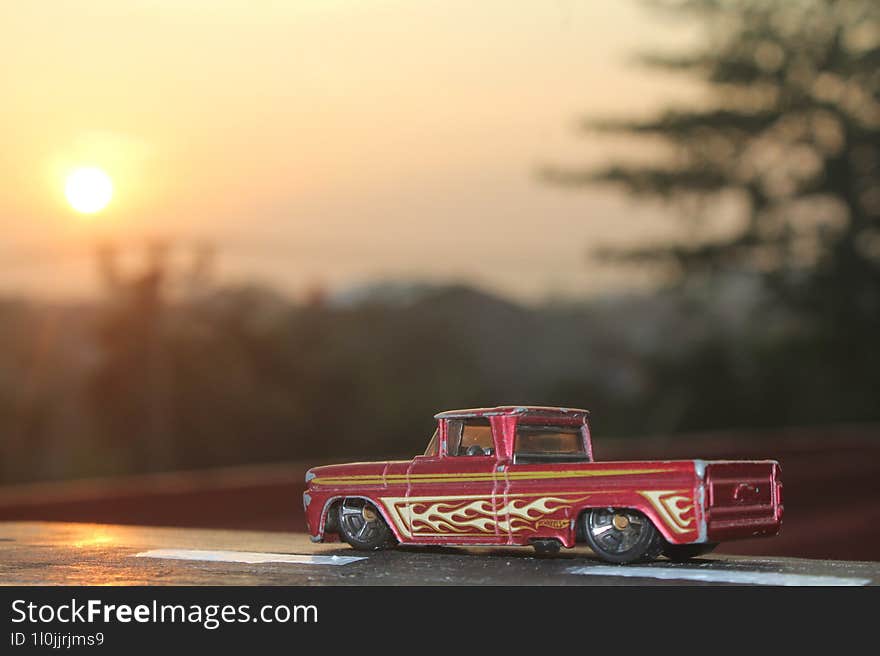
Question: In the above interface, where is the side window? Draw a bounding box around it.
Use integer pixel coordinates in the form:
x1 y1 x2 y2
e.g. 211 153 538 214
423 428 439 456
446 418 494 456
513 423 590 464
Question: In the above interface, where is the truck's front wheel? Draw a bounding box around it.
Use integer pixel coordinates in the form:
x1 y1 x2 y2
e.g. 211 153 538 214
338 498 395 550
583 508 663 564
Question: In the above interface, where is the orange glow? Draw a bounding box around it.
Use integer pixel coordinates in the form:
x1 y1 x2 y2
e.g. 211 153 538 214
1 1 697 300
70 530 120 549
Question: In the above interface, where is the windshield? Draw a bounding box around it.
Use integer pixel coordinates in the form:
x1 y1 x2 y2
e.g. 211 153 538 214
423 428 439 456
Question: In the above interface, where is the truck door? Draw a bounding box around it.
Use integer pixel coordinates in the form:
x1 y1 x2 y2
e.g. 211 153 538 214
403 417 505 544
501 419 593 546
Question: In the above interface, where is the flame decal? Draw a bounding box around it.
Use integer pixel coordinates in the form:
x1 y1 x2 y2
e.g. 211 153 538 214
640 490 696 534
381 495 588 538
408 499 497 534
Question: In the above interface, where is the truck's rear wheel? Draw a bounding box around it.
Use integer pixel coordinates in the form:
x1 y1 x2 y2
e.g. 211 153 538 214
663 543 717 562
583 508 663 564
338 498 395 550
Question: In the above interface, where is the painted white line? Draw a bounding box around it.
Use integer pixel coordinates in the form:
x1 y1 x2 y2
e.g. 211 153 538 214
134 549 366 566
567 565 871 586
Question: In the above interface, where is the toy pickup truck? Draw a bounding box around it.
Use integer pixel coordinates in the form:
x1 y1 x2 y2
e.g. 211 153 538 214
303 406 783 563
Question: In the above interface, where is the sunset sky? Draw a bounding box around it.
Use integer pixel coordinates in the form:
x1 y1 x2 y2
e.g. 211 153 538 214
1 1 701 302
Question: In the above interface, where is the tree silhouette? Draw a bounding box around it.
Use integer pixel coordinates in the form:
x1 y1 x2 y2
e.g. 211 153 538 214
547 0 880 331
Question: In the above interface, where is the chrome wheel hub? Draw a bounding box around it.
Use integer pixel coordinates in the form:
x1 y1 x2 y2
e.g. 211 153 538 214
589 508 644 554
340 499 381 542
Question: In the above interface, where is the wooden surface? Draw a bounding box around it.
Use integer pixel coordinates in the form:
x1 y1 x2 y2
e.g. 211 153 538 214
1 522 877 586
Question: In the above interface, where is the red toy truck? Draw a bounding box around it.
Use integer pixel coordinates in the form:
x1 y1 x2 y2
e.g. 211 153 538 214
303 406 783 563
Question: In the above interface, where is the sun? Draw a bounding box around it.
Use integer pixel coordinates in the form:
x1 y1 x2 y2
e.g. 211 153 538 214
65 166 113 214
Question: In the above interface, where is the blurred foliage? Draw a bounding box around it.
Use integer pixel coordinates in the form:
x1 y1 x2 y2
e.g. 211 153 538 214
547 0 880 330
1 273 876 485
542 0 880 445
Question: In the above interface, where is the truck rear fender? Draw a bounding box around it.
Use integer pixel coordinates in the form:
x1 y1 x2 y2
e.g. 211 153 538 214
571 496 702 547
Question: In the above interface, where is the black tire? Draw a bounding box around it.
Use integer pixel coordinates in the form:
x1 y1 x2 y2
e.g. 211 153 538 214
338 498 395 550
583 508 663 564
663 542 718 562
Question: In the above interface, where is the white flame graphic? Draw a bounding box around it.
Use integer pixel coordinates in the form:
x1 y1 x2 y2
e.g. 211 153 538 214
640 490 695 533
402 497 578 535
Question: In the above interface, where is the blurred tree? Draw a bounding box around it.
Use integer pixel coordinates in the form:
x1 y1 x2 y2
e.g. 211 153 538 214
547 0 880 331
91 240 172 473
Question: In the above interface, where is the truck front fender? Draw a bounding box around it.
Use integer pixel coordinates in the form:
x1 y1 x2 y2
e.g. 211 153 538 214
312 494 405 544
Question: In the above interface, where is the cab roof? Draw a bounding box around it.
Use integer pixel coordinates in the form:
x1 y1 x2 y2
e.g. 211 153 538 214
434 405 590 420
